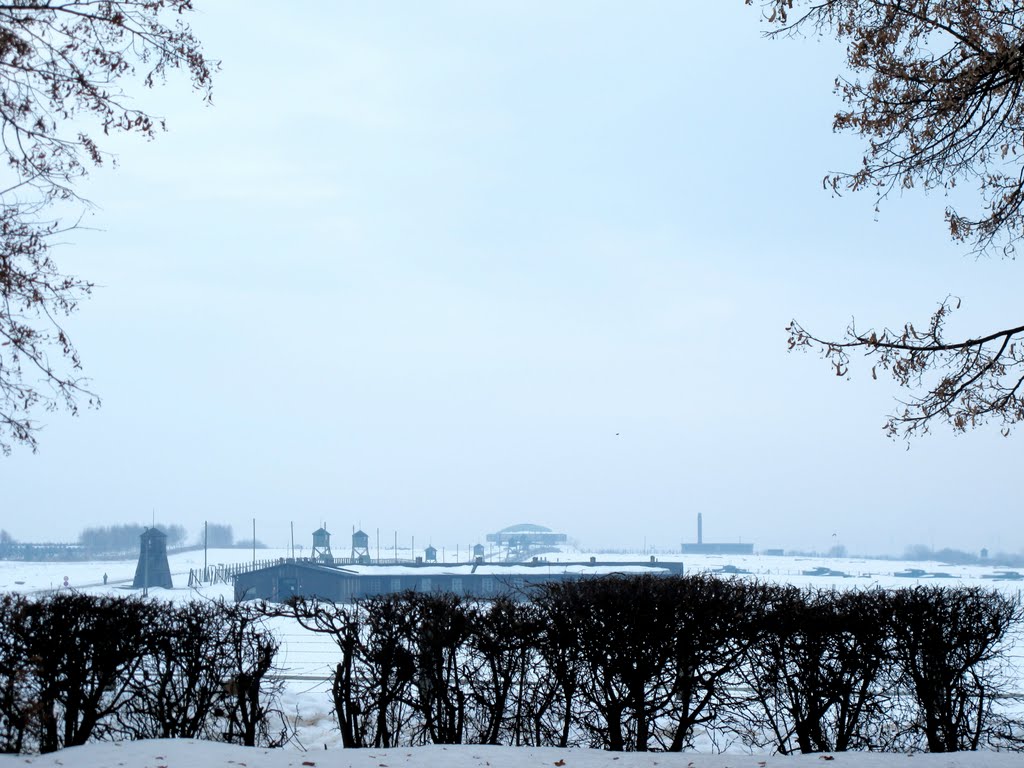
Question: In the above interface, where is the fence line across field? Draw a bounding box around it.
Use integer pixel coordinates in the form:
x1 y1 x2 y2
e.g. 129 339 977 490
261 667 1024 704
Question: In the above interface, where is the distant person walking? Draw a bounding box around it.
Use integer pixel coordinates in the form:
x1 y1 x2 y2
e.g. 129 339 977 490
103 572 107 585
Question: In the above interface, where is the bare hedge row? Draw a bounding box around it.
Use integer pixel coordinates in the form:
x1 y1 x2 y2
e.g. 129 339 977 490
0 593 285 754
283 575 1024 754
2 577 1021 756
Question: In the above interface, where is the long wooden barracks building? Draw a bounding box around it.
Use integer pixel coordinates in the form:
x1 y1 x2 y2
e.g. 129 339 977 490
233 526 683 603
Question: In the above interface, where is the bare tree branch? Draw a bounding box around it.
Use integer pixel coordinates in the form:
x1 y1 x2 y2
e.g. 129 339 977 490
787 298 1024 437
749 0 1024 437
0 1 216 453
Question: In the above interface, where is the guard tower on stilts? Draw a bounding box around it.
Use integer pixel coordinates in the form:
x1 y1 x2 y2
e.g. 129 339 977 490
351 529 370 564
312 526 334 564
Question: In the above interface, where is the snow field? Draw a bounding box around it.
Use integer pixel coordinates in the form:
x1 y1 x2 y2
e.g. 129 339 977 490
5 548 1024 762
0 738 1022 767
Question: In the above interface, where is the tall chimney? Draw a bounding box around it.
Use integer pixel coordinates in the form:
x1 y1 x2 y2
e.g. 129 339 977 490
697 513 703 545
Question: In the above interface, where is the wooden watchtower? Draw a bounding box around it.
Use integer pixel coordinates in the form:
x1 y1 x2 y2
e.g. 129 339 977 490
351 529 370 563
132 527 173 591
312 526 333 564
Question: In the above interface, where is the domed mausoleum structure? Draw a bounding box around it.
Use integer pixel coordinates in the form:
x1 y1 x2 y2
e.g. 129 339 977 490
486 523 568 559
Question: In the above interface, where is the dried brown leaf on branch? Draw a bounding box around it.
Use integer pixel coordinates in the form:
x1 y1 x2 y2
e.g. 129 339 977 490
788 298 1024 437
750 0 1024 438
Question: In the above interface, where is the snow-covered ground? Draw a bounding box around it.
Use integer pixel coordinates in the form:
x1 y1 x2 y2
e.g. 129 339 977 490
0 739 1021 768
6 546 1019 595
3 548 1024 765
6 548 1024 711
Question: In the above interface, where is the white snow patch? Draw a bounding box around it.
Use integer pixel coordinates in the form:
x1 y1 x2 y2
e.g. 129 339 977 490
0 739 1021 768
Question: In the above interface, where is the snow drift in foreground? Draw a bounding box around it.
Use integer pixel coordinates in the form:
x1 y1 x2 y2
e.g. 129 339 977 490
0 741 1020 768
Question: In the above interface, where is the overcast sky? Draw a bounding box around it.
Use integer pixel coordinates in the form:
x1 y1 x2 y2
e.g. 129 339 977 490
2 2 1020 557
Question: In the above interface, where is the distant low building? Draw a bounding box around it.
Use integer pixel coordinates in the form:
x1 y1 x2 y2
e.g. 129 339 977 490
680 513 753 555
233 558 683 603
681 542 755 555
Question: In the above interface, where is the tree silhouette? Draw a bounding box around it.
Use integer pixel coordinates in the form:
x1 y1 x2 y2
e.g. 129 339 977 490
0 1 215 454
751 0 1024 437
